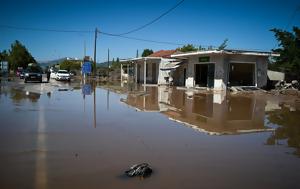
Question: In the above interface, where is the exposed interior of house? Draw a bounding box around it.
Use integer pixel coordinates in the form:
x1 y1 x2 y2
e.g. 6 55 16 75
194 64 215 88
228 63 255 86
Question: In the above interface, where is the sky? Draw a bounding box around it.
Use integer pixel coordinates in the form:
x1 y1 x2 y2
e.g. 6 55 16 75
0 0 300 62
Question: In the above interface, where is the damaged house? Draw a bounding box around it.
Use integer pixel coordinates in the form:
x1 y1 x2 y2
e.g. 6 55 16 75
121 49 279 90
120 50 182 85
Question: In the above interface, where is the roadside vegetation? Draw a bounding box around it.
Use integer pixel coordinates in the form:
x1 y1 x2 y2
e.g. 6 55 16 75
270 26 300 80
0 40 37 71
59 60 81 71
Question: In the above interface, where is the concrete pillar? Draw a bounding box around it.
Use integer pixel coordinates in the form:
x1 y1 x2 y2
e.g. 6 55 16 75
120 63 123 84
144 58 147 86
127 63 130 81
135 62 137 83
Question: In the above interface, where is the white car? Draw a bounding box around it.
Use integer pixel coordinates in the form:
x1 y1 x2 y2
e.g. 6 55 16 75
50 71 57 79
55 70 71 81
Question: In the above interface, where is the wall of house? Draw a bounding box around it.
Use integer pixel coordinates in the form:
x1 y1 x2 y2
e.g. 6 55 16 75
158 59 171 85
256 56 268 88
184 54 226 90
172 62 187 86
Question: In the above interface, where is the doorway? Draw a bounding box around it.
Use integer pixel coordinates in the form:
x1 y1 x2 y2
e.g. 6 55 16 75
152 63 157 83
137 64 141 83
195 64 215 88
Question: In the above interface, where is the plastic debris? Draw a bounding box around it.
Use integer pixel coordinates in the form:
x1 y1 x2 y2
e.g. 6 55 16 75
125 163 152 178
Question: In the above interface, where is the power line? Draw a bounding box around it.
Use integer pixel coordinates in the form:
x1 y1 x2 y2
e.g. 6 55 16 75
0 24 189 46
0 24 215 48
0 24 192 46
0 25 93 33
105 0 185 36
99 31 186 46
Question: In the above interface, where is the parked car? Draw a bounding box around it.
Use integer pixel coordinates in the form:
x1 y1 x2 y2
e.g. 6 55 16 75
55 70 70 81
16 67 23 77
24 66 43 83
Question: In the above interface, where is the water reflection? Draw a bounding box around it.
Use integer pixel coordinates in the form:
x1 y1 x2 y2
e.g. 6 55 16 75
266 104 300 157
123 86 271 135
81 80 97 128
9 89 40 103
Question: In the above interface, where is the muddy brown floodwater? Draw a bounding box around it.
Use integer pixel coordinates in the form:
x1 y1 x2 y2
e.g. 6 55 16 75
0 80 300 189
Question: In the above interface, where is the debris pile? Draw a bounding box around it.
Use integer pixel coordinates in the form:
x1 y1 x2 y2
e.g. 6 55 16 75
125 163 153 178
275 80 299 90
269 80 300 97
229 86 262 93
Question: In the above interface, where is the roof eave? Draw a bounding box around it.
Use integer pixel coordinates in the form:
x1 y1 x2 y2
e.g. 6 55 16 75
120 57 161 62
171 50 280 58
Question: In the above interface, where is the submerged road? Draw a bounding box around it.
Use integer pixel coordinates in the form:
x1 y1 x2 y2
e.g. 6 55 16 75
0 78 300 189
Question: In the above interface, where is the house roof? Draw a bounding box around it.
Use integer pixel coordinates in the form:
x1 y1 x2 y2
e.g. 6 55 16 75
148 50 177 58
171 49 280 58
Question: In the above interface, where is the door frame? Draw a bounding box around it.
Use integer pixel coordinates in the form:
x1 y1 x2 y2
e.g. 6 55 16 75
193 62 216 88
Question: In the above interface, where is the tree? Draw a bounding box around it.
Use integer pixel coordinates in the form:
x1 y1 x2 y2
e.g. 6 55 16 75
111 57 121 70
218 39 228 50
270 27 300 79
141 49 153 57
177 44 198 52
59 60 81 71
8 40 36 71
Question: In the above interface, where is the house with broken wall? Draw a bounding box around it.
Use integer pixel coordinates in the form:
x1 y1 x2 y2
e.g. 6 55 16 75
121 49 279 90
171 49 279 90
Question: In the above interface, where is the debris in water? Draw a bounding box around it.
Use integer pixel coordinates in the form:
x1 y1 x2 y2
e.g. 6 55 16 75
125 163 152 178
58 88 68 91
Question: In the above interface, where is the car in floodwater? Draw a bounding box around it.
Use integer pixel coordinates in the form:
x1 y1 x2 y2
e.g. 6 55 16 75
50 71 57 79
55 70 71 81
24 66 43 83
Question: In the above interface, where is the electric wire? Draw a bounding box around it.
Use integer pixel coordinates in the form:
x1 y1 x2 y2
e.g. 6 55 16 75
0 25 93 33
0 24 198 47
99 31 186 46
108 0 185 36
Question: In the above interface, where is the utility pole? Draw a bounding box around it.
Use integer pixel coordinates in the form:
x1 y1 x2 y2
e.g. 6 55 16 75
84 40 86 57
107 48 110 78
93 28 98 77
136 49 139 58
93 28 97 128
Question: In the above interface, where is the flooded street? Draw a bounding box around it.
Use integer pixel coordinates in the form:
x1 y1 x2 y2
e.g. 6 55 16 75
1 79 300 189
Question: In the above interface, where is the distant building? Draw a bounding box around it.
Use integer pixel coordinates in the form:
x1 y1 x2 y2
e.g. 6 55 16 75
0 61 8 73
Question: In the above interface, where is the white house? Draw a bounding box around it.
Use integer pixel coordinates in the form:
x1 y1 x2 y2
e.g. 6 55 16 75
171 49 279 90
